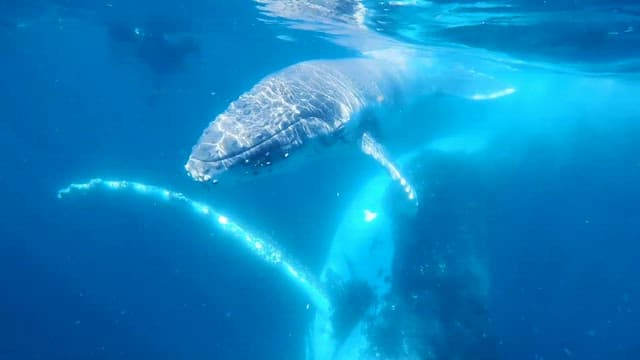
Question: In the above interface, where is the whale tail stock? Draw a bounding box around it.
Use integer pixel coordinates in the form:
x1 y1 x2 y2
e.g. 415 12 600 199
394 45 519 102
431 60 517 101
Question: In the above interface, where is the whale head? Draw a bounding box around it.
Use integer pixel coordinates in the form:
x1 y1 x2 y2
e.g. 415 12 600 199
184 107 303 182
185 62 363 183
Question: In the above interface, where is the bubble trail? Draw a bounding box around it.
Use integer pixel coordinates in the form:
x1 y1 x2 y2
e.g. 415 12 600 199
57 178 332 313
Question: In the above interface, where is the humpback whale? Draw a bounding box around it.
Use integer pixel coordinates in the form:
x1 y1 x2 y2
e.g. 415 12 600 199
185 47 516 203
180 3 517 354
52 1 640 359
184 0 517 202
54 138 457 360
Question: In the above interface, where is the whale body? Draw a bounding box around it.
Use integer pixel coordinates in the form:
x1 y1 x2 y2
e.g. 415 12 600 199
185 48 516 184
185 53 416 182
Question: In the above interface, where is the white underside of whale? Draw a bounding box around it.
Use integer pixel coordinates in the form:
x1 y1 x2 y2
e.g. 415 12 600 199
306 129 497 359
308 176 395 359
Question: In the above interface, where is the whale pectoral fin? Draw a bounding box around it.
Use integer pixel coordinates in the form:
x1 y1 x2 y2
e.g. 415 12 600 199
436 67 516 101
360 132 418 204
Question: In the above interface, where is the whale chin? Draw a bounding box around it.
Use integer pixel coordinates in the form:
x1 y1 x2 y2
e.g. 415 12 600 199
184 157 221 182
185 130 311 183
184 148 293 184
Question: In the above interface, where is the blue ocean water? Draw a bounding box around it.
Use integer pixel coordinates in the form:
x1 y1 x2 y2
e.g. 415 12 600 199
1 1 639 359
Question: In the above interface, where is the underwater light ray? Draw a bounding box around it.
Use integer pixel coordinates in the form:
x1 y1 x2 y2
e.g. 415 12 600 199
57 178 331 313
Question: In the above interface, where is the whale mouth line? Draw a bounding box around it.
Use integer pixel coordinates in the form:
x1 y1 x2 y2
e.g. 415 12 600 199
194 117 304 165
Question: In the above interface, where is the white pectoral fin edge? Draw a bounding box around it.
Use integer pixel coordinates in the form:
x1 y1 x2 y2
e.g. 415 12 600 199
57 178 333 314
360 132 418 204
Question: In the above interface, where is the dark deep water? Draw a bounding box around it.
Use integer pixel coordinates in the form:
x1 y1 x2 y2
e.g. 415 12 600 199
1 1 639 359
